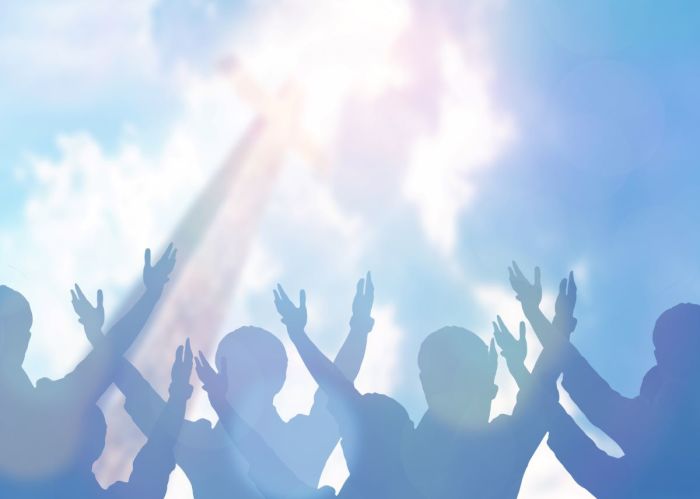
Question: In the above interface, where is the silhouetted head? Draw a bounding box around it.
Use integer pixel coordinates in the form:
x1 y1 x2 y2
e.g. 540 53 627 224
0 286 33 369
653 303 700 379
340 393 413 485
418 326 498 428
215 326 287 410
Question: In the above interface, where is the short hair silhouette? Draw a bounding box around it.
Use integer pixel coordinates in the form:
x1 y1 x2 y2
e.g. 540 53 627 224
652 303 700 374
215 326 288 397
340 392 412 470
0 286 33 366
418 326 498 415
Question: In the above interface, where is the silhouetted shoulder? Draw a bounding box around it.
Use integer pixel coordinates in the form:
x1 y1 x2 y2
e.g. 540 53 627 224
176 417 217 449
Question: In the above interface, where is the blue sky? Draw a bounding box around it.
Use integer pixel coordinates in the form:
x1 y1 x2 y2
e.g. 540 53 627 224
2 1 700 497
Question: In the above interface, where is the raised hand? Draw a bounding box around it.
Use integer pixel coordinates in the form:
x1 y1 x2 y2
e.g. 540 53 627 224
493 316 527 366
169 339 194 400
273 284 307 331
143 243 177 291
350 271 375 332
195 351 228 404
509 261 542 308
553 271 577 336
70 284 105 344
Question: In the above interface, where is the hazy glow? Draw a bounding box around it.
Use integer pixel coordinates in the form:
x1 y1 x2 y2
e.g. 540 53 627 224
404 39 516 255
0 1 608 498
233 0 411 145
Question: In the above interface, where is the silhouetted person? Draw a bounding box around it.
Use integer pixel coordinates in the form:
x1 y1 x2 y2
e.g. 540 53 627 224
195 350 336 499
74 273 376 499
492 274 617 497
509 262 700 498
403 313 560 499
37 340 193 499
0 244 177 497
273 284 420 499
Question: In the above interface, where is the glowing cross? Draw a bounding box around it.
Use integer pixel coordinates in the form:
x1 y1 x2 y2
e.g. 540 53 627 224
95 58 325 483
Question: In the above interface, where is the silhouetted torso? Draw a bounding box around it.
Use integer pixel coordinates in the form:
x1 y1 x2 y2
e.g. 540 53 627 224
174 421 263 499
333 393 420 499
165 405 340 499
405 409 543 499
554 349 700 499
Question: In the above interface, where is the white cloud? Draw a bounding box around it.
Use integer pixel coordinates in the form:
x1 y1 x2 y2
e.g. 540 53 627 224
403 39 516 256
232 0 411 146
0 0 159 101
3 65 252 380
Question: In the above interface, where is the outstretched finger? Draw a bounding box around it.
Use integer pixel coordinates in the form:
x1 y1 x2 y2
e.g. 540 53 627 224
184 338 193 365
163 242 174 260
299 289 306 309
496 315 510 336
568 271 577 302
144 248 152 269
276 284 290 303
198 351 213 372
74 284 86 301
70 289 78 305
493 321 506 348
366 271 374 301
558 278 567 297
519 321 526 343
512 261 524 280
175 345 184 364
96 289 104 309
356 278 364 296
534 266 541 287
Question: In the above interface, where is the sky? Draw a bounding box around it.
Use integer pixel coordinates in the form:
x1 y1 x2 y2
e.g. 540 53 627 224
2 0 700 497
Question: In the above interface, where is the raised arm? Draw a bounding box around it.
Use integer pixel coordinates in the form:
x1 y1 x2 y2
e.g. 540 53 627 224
494 302 623 497
304 273 374 422
489 285 569 473
509 264 639 441
71 285 168 435
493 314 560 419
195 352 326 499
107 340 193 499
61 245 176 408
547 404 623 498
493 316 529 389
274 285 363 411
332 272 374 381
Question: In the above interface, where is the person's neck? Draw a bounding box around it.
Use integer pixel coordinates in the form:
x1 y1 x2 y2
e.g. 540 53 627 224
425 405 490 432
232 399 279 429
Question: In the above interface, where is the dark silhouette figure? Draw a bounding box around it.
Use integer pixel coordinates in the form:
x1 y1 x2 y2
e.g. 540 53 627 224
403 314 561 498
0 244 177 497
272 283 420 499
74 273 376 499
37 340 192 498
509 262 700 498
195 350 336 499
